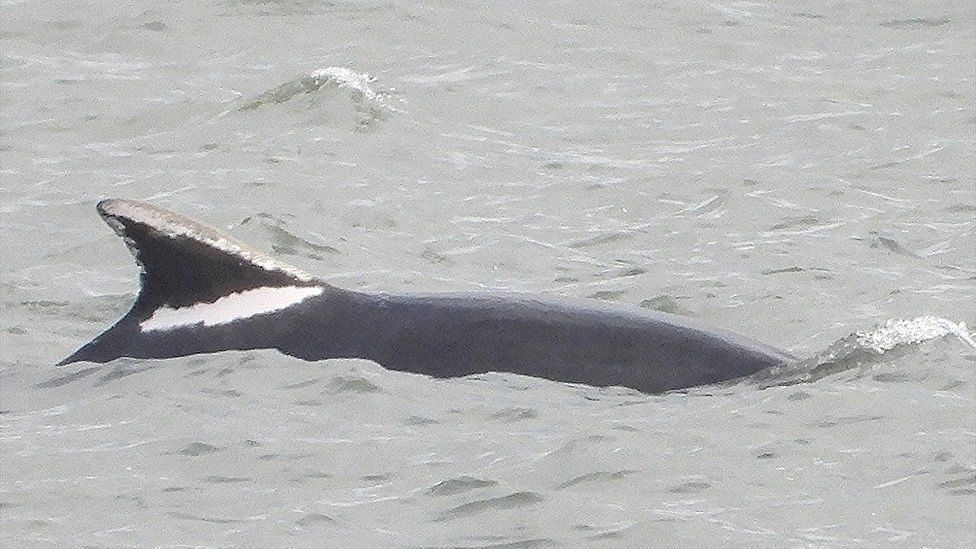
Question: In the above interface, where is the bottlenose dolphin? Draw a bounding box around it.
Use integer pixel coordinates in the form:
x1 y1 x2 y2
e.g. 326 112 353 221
59 199 794 393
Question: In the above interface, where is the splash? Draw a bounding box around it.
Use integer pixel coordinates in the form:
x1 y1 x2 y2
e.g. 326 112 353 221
750 316 975 388
855 316 976 353
240 66 396 129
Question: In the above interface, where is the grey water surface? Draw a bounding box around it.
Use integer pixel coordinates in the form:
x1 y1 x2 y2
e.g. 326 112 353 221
1 1 974 547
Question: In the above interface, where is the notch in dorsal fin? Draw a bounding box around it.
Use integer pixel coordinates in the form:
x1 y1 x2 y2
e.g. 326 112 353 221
96 199 319 317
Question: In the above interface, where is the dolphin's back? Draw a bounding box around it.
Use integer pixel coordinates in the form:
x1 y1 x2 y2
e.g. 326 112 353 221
288 291 793 394
59 199 794 394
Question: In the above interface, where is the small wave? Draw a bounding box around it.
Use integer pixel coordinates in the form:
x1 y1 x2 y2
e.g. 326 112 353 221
240 213 340 260
751 316 975 388
240 66 396 130
327 374 383 394
857 316 975 352
427 476 498 497
435 492 543 522
880 17 951 29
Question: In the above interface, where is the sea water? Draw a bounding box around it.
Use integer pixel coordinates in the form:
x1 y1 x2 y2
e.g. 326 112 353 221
1 1 974 546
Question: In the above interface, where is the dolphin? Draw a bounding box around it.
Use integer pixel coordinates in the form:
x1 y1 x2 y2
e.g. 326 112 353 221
59 199 795 393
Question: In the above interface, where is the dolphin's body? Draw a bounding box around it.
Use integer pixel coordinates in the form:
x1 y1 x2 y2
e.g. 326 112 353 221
60 199 794 393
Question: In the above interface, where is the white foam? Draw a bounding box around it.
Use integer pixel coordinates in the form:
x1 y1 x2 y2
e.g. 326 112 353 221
304 67 400 114
855 316 976 353
239 66 399 115
311 67 381 100
140 286 323 332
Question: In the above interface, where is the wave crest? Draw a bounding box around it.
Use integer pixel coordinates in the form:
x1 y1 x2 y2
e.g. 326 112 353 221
855 316 975 352
749 316 975 388
240 67 396 130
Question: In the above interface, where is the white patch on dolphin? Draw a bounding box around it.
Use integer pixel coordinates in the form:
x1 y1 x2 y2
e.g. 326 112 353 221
140 286 323 332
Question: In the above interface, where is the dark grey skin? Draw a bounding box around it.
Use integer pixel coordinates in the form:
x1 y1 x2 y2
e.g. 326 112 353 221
59 199 795 394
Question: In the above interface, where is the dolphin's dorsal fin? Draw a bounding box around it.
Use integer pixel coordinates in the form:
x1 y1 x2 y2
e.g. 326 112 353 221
96 199 319 318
